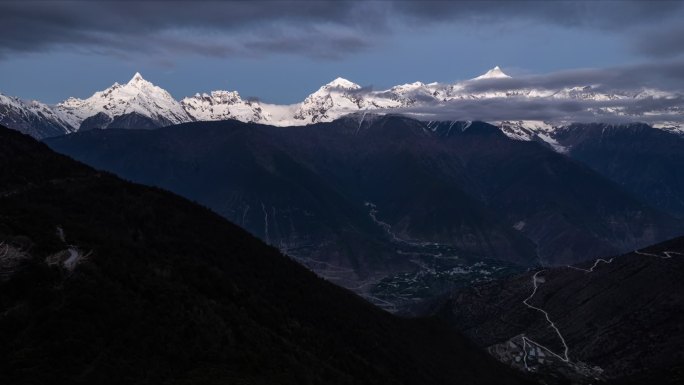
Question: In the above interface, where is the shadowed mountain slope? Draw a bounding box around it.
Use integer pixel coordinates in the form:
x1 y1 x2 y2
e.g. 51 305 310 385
46 116 681 270
0 125 531 385
558 123 684 218
439 235 684 384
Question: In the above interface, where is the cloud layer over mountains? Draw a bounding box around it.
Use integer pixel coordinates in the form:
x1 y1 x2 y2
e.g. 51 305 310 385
398 94 683 124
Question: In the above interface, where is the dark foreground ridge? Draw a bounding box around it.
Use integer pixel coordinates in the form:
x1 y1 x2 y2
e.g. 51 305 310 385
439 235 684 384
0 124 531 384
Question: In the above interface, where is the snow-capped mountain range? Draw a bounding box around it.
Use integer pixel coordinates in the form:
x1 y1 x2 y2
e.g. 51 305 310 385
1 66 682 148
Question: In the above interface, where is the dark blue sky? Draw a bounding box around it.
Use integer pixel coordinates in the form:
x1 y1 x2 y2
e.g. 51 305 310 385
1 1 682 104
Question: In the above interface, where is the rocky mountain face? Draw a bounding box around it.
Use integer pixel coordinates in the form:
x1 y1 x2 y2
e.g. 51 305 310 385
181 90 271 123
0 93 73 138
2 67 682 138
46 116 683 312
0 124 533 385
437 235 684 384
293 77 366 123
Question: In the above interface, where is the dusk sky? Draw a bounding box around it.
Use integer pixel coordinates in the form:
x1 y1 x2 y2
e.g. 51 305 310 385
1 1 684 104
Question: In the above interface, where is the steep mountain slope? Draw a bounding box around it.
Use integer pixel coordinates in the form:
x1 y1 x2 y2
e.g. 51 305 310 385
421 120 681 265
0 92 73 138
556 123 684 218
497 120 569 152
46 117 681 287
438 235 684 384
45 118 537 312
0 125 532 385
499 122 684 218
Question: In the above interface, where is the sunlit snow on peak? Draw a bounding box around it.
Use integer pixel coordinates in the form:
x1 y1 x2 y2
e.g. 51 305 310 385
473 66 511 80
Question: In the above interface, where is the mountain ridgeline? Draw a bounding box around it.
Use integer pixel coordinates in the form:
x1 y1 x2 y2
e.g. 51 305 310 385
0 125 533 384
45 116 683 311
2 69 683 139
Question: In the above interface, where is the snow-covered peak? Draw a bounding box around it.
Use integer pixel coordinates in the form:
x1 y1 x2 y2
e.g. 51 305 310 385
54 72 191 130
123 72 161 93
473 66 511 80
293 78 367 123
128 72 145 84
323 77 361 90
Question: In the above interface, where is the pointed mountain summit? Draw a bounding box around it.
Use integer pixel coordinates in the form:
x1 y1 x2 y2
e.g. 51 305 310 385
127 72 148 86
54 72 191 130
294 77 366 123
129 71 144 82
324 77 361 90
473 66 512 80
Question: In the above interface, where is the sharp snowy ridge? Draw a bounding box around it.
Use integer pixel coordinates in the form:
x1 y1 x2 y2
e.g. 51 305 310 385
53 72 191 130
181 90 270 123
1 67 682 139
0 93 74 138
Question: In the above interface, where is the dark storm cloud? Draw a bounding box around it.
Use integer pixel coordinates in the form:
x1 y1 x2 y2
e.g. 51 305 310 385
391 0 682 30
0 1 385 59
0 1 682 60
244 31 372 59
633 24 684 58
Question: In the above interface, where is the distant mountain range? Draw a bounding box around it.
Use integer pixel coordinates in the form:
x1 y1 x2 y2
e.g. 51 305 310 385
46 116 684 312
0 124 532 385
2 67 683 139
